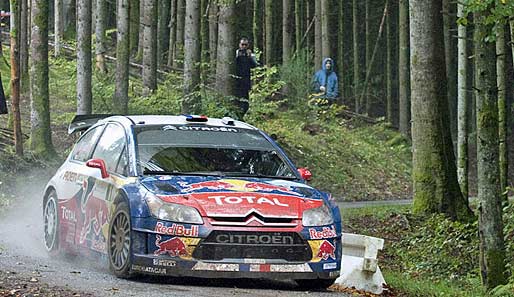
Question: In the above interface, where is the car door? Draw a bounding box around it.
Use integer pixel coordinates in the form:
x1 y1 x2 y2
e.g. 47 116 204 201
77 123 129 253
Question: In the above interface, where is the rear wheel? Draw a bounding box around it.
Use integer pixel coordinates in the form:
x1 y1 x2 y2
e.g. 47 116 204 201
108 201 133 278
43 191 59 253
295 279 335 290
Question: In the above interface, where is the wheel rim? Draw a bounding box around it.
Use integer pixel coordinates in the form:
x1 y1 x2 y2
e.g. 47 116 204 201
109 211 130 270
44 197 57 251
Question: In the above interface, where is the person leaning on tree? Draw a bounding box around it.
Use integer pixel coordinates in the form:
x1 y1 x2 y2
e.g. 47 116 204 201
234 37 259 116
312 57 339 103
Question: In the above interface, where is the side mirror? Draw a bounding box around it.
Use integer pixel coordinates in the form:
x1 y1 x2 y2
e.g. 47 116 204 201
297 167 312 181
86 158 109 179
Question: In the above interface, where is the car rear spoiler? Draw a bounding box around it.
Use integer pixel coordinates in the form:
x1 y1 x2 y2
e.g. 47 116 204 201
68 114 113 134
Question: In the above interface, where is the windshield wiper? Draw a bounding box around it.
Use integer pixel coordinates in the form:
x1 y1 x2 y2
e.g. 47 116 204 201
224 172 298 180
143 170 226 177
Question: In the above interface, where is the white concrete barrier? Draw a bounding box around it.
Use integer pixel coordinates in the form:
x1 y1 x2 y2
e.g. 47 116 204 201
335 233 386 294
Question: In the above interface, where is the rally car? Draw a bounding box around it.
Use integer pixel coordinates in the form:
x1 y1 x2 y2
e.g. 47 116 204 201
42 114 342 288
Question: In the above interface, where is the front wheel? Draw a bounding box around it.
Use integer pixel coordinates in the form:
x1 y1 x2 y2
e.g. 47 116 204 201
108 201 133 278
43 191 59 253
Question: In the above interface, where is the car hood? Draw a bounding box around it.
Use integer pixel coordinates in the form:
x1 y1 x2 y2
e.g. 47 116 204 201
141 176 324 218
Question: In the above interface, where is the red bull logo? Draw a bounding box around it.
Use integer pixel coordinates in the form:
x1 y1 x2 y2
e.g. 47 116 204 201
309 226 337 239
154 222 199 237
154 235 188 257
181 179 301 196
317 240 336 260
182 181 235 192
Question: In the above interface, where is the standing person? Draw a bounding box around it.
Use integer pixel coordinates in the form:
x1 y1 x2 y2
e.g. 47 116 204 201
234 37 258 117
312 57 339 102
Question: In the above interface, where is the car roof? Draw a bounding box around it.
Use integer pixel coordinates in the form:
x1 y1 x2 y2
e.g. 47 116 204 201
105 115 259 130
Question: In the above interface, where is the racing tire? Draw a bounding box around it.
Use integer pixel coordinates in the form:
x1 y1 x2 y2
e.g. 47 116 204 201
108 201 134 279
295 279 335 290
43 191 60 254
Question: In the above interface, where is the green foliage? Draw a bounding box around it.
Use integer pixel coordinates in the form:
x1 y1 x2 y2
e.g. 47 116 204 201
128 73 182 115
279 48 314 108
460 0 514 42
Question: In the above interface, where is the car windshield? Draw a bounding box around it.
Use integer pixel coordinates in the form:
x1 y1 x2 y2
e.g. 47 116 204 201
135 125 297 179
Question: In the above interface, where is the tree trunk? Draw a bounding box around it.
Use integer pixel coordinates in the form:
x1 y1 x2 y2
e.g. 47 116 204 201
95 0 107 73
142 0 158 95
174 0 185 68
114 0 130 115
409 0 472 221
19 0 28 91
295 0 302 53
77 0 92 115
282 0 293 64
314 0 321 68
443 0 457 141
474 8 507 289
497 24 507 202
265 0 273 65
209 1 218 65
363 0 370 114
338 0 348 104
352 0 361 111
136 0 144 60
398 0 410 138
167 0 177 68
129 0 139 56
30 0 56 158
215 1 235 97
157 0 170 66
54 0 63 57
320 0 329 60
10 0 23 156
386 0 397 125
456 1 469 199
200 0 209 65
183 0 201 114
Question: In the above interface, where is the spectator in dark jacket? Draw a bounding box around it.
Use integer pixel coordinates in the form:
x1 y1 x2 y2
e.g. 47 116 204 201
0 72 7 115
234 37 258 116
312 57 339 102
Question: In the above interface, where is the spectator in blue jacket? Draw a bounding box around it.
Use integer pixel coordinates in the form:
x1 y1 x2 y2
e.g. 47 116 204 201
312 57 338 101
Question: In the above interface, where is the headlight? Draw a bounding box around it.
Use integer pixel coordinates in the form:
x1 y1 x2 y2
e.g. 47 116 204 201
146 195 203 224
302 204 334 226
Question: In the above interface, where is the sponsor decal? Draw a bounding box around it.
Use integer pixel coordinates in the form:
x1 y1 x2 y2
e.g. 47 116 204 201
155 222 199 237
154 235 189 257
317 240 336 260
131 265 167 275
162 125 239 133
323 262 338 270
215 233 294 245
61 206 77 222
308 226 337 239
181 179 301 196
208 195 289 207
62 171 79 182
153 259 177 267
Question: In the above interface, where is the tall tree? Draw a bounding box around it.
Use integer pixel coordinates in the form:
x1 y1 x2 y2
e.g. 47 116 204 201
142 0 158 95
183 0 201 113
352 0 361 111
456 1 469 199
19 0 28 90
265 0 273 65
474 7 507 289
174 0 185 68
209 1 218 65
129 0 139 56
320 0 330 60
77 0 92 115
386 0 398 125
398 0 410 137
497 24 507 202
167 0 177 68
10 0 23 156
95 0 107 73
409 0 472 221
157 0 170 66
54 0 63 56
215 1 235 97
30 0 56 158
114 0 130 114
363 0 370 113
282 0 293 64
443 0 457 139
314 0 322 67
136 0 144 59
295 0 302 53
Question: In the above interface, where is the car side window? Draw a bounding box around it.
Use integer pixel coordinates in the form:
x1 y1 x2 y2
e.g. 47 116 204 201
92 123 128 174
70 126 104 162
